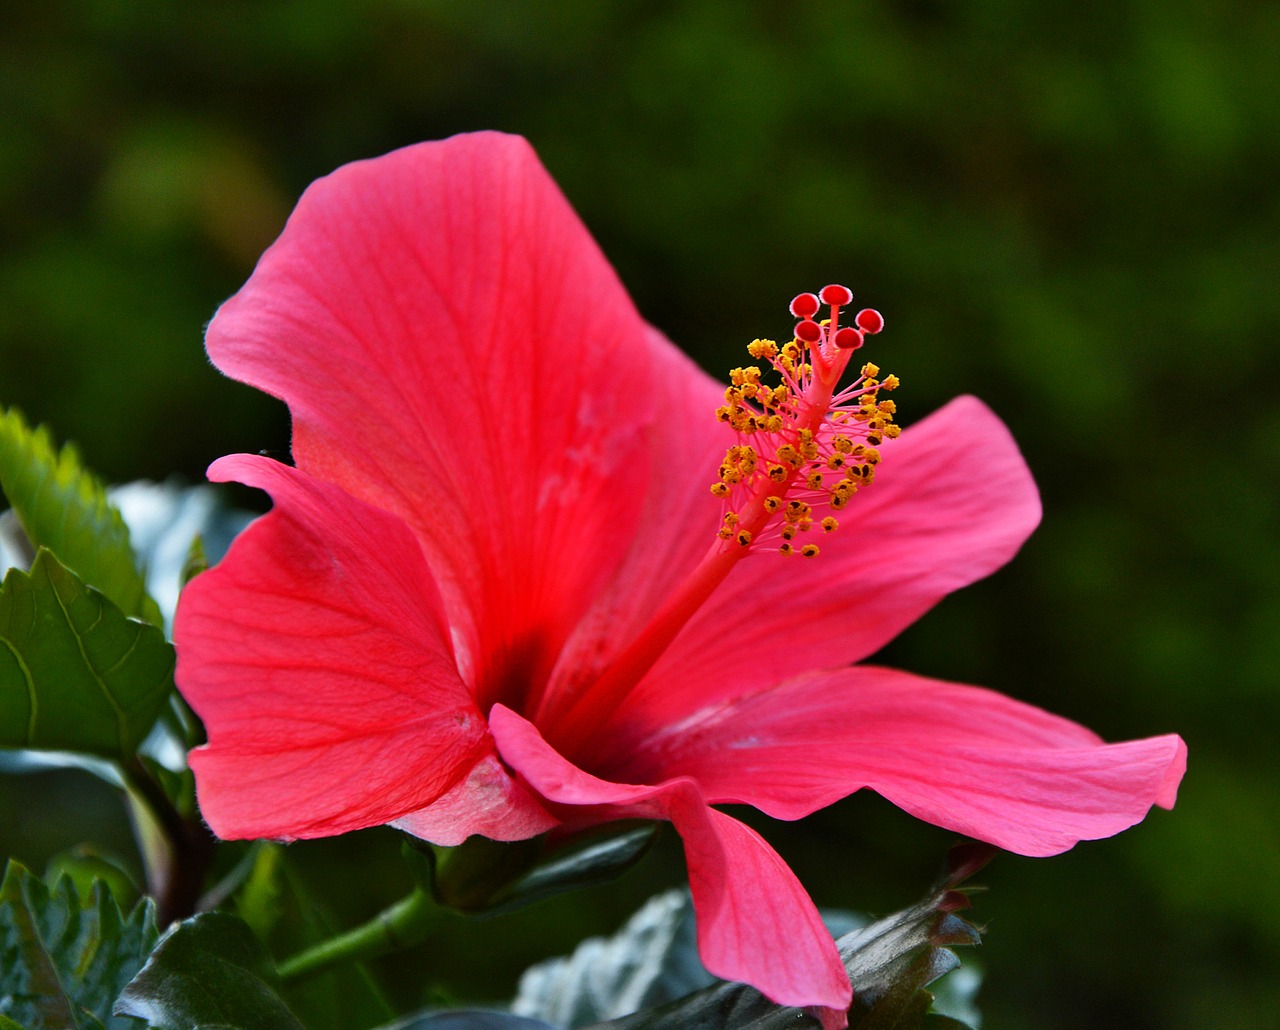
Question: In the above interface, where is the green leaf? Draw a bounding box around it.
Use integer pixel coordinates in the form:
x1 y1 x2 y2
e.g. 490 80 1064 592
114 912 307 1030
0 859 158 1030
0 408 162 627
380 1015 557 1029
573 867 985 1030
422 823 659 917
511 890 714 1027
0 549 175 758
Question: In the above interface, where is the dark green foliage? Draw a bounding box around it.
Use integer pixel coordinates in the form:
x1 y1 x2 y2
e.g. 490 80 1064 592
0 410 161 627
568 884 979 1030
0 550 173 759
114 912 306 1030
423 825 660 917
0 860 157 1030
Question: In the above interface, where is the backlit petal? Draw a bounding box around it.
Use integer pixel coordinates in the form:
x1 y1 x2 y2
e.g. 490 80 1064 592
489 705 851 1016
204 132 682 712
536 328 726 728
175 454 487 840
619 665 1186 857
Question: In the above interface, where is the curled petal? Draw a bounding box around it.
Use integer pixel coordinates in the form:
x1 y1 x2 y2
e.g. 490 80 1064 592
620 665 1186 857
393 754 558 847
175 454 487 839
488 705 852 1016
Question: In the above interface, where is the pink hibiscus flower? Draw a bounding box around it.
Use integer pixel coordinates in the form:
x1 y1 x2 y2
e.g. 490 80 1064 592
174 132 1186 1026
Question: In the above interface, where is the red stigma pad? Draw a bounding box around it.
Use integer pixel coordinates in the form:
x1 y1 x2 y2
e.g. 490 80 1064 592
820 284 853 306
833 327 864 350
855 309 884 334
794 320 823 343
789 293 821 319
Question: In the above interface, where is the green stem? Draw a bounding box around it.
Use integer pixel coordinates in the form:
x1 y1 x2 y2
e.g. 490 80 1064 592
276 887 435 983
120 755 215 924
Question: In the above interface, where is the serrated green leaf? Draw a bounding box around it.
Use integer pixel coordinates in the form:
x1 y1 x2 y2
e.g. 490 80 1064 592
0 860 158 1030
114 912 306 1030
0 409 161 627
578 880 983 1030
0 549 175 758
512 890 713 1027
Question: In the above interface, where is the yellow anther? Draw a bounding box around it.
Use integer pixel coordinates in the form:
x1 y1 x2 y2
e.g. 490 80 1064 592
884 424 901 438
712 300 901 561
882 374 900 391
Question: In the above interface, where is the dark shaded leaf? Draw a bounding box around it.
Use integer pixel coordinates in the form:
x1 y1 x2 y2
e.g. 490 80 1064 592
0 409 161 626
511 890 713 1027
0 860 158 1030
377 1013 557 1030
422 824 659 917
0 550 174 758
580 871 985 1030
114 912 306 1030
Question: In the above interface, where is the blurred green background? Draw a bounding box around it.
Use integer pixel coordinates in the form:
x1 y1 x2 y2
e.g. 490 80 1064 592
2 1 1277 1027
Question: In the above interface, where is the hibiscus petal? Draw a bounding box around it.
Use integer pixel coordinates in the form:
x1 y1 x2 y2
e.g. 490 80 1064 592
535 328 727 728
488 705 851 1015
619 665 1186 857
204 132 681 711
612 395 1043 735
175 453 488 840
392 754 558 847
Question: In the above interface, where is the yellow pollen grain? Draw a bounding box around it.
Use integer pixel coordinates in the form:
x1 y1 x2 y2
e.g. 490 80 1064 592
711 318 902 563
